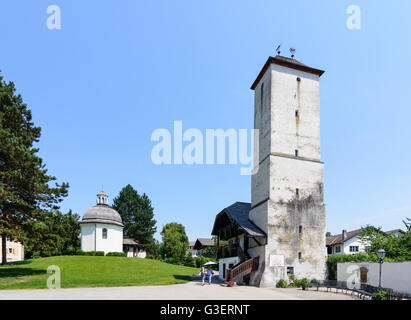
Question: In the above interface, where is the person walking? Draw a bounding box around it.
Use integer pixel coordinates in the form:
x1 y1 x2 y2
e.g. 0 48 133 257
206 266 214 285
201 266 206 286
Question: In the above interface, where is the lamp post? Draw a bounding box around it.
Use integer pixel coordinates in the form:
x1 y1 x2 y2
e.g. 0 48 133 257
377 248 386 288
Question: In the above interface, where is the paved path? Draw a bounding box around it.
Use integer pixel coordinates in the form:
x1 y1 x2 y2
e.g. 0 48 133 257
0 281 356 300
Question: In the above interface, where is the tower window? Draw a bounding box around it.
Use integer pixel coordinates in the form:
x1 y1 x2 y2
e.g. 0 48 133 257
299 226 302 234
102 228 108 239
296 188 299 196
260 83 264 110
297 77 301 82
295 110 299 117
298 252 302 259
295 150 298 157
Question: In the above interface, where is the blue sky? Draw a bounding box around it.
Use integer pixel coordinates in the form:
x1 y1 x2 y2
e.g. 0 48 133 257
1 0 410 241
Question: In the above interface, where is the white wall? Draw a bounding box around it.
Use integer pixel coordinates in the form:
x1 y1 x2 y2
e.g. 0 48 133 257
81 223 123 254
80 224 96 252
95 224 123 254
218 257 240 280
337 261 411 295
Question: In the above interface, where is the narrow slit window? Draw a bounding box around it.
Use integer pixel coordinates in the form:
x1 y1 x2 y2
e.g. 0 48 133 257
299 226 302 234
295 150 299 157
102 228 108 239
298 252 302 259
296 188 299 196
295 110 299 117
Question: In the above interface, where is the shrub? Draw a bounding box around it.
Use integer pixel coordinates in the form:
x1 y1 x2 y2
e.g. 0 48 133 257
106 252 126 257
75 250 85 256
95 251 105 256
293 279 302 287
301 278 309 285
145 255 155 260
372 290 388 300
276 279 289 288
310 279 319 285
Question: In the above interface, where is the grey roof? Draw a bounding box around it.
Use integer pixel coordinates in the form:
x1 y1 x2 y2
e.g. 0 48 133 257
212 202 266 237
193 238 214 250
80 204 124 227
123 238 139 245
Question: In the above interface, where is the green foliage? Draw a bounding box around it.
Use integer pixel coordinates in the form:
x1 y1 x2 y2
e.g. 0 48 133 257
159 222 189 264
194 256 218 270
359 223 411 261
293 279 302 287
0 72 69 264
310 279 319 285
75 250 85 256
183 252 195 267
25 209 81 259
106 252 126 257
202 240 217 259
372 290 388 300
95 251 105 256
112 185 157 253
276 279 289 288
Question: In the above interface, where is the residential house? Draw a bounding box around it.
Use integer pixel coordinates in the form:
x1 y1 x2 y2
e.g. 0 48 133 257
326 228 404 255
0 235 24 262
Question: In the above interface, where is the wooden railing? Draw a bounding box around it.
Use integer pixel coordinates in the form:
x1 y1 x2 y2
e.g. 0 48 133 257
227 257 259 282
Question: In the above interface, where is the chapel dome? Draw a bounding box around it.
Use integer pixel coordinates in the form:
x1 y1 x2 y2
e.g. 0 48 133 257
80 190 124 227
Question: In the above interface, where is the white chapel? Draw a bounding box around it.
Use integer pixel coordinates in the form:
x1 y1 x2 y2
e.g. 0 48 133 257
80 190 124 254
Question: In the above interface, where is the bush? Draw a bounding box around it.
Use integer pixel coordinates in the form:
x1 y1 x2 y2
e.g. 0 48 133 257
74 250 85 256
301 278 309 285
293 279 302 287
276 279 289 288
106 252 126 257
372 290 388 300
95 251 105 256
145 255 155 260
310 279 319 285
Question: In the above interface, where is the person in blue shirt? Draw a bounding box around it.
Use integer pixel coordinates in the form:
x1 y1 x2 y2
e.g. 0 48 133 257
206 266 214 285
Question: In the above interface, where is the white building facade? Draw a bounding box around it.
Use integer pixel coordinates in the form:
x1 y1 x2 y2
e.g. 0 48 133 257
80 190 124 255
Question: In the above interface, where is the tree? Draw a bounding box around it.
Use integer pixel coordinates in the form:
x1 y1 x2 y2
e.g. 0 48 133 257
0 72 68 264
326 232 332 237
25 210 81 258
112 185 157 253
359 221 411 260
159 222 188 263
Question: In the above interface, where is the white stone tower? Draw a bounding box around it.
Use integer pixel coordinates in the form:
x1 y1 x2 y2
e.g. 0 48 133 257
248 54 326 287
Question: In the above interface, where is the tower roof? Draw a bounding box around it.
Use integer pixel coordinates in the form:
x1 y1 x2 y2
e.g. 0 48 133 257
250 55 325 90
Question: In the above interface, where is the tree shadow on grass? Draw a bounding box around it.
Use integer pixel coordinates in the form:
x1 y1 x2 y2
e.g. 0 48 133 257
173 275 192 281
0 268 46 279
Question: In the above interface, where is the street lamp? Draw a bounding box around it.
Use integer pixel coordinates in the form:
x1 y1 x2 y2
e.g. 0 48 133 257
377 248 386 288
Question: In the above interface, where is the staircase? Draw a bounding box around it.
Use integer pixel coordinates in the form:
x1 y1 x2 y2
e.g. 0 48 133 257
227 256 259 282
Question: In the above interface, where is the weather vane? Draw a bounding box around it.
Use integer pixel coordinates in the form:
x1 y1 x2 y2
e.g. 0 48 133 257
275 44 281 55
289 46 296 59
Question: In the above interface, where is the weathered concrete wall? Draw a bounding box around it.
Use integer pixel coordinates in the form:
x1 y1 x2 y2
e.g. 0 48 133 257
337 262 411 295
249 59 326 287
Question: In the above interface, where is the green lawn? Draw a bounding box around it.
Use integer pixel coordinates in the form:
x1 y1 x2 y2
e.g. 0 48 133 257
0 256 200 290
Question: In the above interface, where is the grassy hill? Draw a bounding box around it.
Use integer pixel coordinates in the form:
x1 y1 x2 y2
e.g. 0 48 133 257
0 256 200 290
